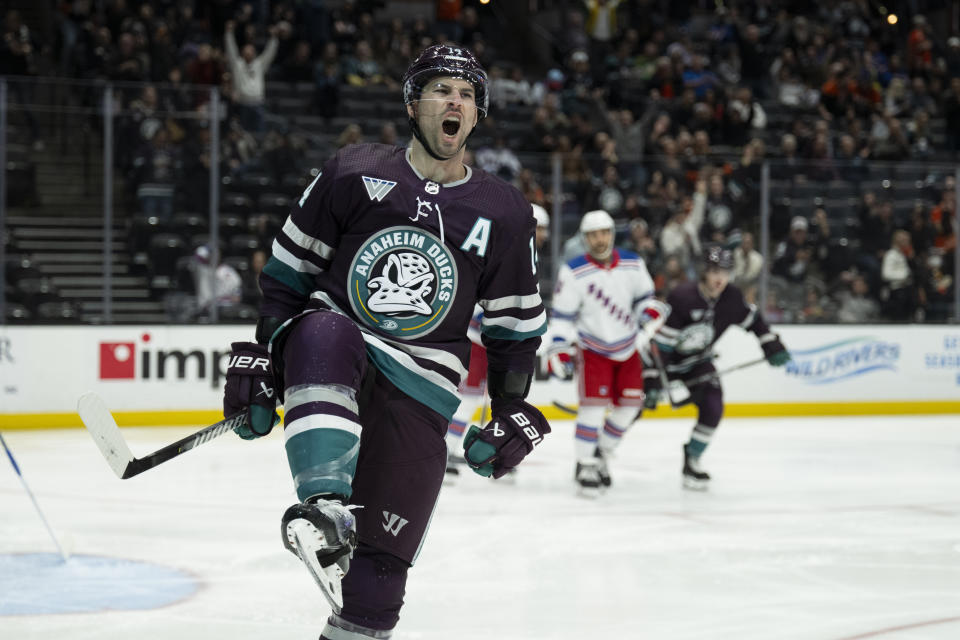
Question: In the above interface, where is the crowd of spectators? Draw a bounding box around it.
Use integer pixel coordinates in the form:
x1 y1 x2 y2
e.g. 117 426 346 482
2 0 957 323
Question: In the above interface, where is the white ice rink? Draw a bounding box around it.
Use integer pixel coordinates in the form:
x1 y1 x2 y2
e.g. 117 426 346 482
2 415 960 640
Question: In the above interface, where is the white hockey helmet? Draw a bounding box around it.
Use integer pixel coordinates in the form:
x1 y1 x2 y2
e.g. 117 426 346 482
579 209 615 234
531 203 550 228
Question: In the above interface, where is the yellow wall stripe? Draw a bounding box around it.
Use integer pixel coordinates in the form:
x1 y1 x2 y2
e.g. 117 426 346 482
2 401 960 430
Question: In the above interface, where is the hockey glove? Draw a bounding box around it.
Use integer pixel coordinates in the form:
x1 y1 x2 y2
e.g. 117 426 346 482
544 335 576 381
761 336 791 367
223 341 281 440
463 399 551 479
642 371 662 410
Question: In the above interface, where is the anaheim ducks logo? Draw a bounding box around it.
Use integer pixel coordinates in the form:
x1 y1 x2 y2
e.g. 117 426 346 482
348 226 457 337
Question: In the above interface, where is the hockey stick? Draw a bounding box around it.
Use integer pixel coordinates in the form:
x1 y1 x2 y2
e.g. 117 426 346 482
648 342 690 408
77 392 248 479
683 357 768 388
552 400 578 415
1 432 70 562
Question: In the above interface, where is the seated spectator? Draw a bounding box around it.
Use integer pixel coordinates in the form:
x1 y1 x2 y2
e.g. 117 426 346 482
918 252 954 322
660 180 706 277
655 253 689 298
836 274 881 323
343 39 394 88
835 133 869 183
280 41 315 82
880 230 918 321
191 244 243 317
869 110 910 161
682 54 719 99
132 126 180 219
336 123 363 149
313 42 342 119
475 135 522 181
772 216 814 284
800 285 834 323
621 218 658 268
723 86 766 147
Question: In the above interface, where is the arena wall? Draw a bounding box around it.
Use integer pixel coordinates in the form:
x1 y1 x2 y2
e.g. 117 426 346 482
1 325 958 429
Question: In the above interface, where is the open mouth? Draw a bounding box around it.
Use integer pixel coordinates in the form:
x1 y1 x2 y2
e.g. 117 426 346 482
442 116 461 137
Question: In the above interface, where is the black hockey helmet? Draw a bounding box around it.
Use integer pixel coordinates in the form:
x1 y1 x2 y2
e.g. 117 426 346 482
402 44 489 119
703 244 734 271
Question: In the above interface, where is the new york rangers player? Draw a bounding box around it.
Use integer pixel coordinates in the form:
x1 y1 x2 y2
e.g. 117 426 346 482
221 45 550 640
644 245 791 490
548 209 666 494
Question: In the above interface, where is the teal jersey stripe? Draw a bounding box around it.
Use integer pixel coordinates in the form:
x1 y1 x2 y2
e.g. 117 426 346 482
481 319 547 341
263 257 314 295
365 343 461 420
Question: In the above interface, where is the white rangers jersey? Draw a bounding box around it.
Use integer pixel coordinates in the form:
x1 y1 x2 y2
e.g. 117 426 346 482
550 249 656 361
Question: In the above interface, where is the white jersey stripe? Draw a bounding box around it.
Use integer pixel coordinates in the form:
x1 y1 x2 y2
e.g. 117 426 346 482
284 413 362 441
480 293 543 312
281 217 336 260
271 239 324 275
481 310 548 334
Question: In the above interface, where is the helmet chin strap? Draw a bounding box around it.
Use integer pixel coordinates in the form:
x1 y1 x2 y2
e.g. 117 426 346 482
408 103 475 162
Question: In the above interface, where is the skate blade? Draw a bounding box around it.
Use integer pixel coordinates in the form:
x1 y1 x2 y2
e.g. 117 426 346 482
682 476 709 491
288 520 345 613
576 484 601 499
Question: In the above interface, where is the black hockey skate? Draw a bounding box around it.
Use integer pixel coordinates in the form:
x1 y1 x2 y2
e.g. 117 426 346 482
575 459 603 497
594 447 612 488
282 499 358 613
682 445 710 491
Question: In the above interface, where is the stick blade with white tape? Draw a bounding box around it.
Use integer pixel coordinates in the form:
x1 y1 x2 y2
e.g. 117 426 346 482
77 392 135 479
77 392 248 479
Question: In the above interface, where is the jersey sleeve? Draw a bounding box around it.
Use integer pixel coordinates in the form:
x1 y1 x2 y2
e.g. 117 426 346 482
729 286 775 341
547 262 580 345
258 155 343 320
651 286 688 363
477 209 547 374
630 259 656 311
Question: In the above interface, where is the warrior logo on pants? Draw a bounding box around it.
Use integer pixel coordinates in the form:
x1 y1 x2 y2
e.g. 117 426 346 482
348 226 458 338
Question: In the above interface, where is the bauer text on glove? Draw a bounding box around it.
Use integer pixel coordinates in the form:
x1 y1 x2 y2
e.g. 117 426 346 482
223 341 281 439
463 399 551 479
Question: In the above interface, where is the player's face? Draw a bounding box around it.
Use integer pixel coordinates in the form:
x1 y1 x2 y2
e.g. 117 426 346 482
702 267 731 298
584 228 613 261
408 76 479 158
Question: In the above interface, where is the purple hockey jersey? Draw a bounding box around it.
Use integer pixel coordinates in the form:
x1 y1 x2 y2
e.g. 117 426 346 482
259 143 546 419
654 281 775 375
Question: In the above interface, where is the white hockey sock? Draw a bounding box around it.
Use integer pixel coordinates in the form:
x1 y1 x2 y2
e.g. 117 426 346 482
573 405 606 461
598 406 639 454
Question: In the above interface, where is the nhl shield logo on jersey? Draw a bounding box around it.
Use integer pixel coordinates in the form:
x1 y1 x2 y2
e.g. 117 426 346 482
348 226 458 338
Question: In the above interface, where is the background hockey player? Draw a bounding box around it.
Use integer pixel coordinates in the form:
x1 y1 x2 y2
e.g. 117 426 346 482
221 45 551 640
643 245 791 490
445 203 550 480
548 209 665 494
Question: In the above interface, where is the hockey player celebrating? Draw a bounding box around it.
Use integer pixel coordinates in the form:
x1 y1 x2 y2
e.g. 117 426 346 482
643 245 791 490
548 209 666 494
221 45 550 640
445 203 551 480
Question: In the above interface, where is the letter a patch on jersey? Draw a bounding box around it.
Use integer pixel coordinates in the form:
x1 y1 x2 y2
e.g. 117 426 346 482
363 176 398 202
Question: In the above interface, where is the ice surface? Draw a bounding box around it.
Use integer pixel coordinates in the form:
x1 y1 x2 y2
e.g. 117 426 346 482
2 415 959 639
